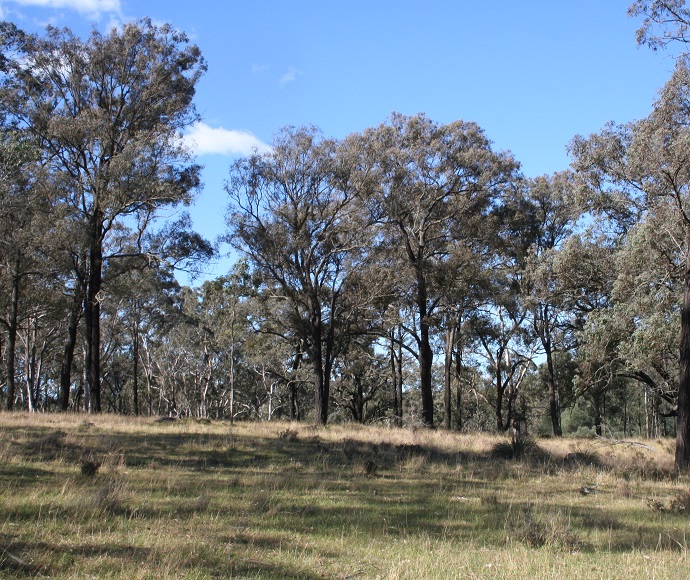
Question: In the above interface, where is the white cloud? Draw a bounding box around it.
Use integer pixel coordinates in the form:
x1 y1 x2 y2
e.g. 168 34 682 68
184 122 270 157
3 0 121 16
279 66 302 87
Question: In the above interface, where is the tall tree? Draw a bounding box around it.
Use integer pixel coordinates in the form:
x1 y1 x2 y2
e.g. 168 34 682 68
226 126 370 425
2 20 206 412
0 131 45 410
521 172 582 435
359 113 519 427
571 55 690 469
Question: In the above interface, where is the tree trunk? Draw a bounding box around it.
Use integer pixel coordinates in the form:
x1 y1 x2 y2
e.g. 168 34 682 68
593 396 603 436
390 327 404 427
313 358 327 425
417 272 434 428
5 268 19 411
85 216 103 414
311 322 328 425
539 308 562 436
546 351 562 436
132 325 139 416
676 227 690 470
59 289 82 411
289 346 302 421
455 341 463 432
495 349 506 432
443 324 456 430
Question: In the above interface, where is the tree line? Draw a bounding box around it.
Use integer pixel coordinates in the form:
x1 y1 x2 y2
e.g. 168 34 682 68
4 2 690 470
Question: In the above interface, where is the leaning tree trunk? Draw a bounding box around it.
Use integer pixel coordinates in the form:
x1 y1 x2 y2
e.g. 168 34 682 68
676 228 690 470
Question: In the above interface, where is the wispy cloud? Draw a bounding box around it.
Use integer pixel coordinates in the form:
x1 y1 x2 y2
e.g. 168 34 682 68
1 0 121 17
279 66 302 87
251 63 269 75
184 122 270 157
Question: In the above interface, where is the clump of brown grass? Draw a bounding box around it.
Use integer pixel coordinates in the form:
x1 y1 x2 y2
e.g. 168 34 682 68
647 488 690 514
671 489 690 513
490 437 547 462
505 503 582 552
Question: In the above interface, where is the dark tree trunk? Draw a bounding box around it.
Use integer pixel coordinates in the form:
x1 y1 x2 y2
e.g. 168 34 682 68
396 332 403 427
495 349 506 432
59 289 83 411
289 347 302 421
390 332 399 424
132 326 139 416
444 324 456 430
390 327 404 427
455 343 463 432
676 228 690 470
538 306 562 436
351 376 365 423
5 268 19 411
593 396 603 436
545 346 563 437
310 304 328 425
85 216 103 414
417 272 434 428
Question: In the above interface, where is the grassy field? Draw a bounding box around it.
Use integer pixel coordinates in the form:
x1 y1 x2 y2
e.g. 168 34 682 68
0 413 689 578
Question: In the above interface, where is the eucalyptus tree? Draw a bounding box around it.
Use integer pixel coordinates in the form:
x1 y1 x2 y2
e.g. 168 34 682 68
196 262 256 422
629 0 690 49
357 113 520 427
226 126 373 425
520 172 583 435
0 131 49 410
2 19 206 413
571 55 690 468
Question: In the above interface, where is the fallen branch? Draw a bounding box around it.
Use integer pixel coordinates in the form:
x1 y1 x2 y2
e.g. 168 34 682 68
0 545 35 572
595 434 656 452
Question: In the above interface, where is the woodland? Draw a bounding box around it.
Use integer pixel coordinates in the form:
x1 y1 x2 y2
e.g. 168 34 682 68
3 1 690 471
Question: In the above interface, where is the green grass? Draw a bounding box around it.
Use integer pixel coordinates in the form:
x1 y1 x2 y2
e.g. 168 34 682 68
0 413 688 578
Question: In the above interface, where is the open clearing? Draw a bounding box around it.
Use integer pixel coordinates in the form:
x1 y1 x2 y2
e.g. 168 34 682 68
0 413 688 578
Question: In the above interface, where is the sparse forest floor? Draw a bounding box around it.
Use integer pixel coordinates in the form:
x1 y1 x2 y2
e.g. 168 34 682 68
0 413 688 579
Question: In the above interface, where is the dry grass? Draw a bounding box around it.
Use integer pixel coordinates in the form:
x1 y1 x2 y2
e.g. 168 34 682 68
0 412 688 578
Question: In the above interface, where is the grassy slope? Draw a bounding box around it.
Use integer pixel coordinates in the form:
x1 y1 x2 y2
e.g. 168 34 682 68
0 413 688 579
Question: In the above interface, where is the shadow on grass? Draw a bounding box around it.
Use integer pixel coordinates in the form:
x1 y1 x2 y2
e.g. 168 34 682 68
3 418 687 563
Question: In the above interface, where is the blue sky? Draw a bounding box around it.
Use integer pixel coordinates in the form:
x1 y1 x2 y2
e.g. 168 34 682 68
0 0 682 281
